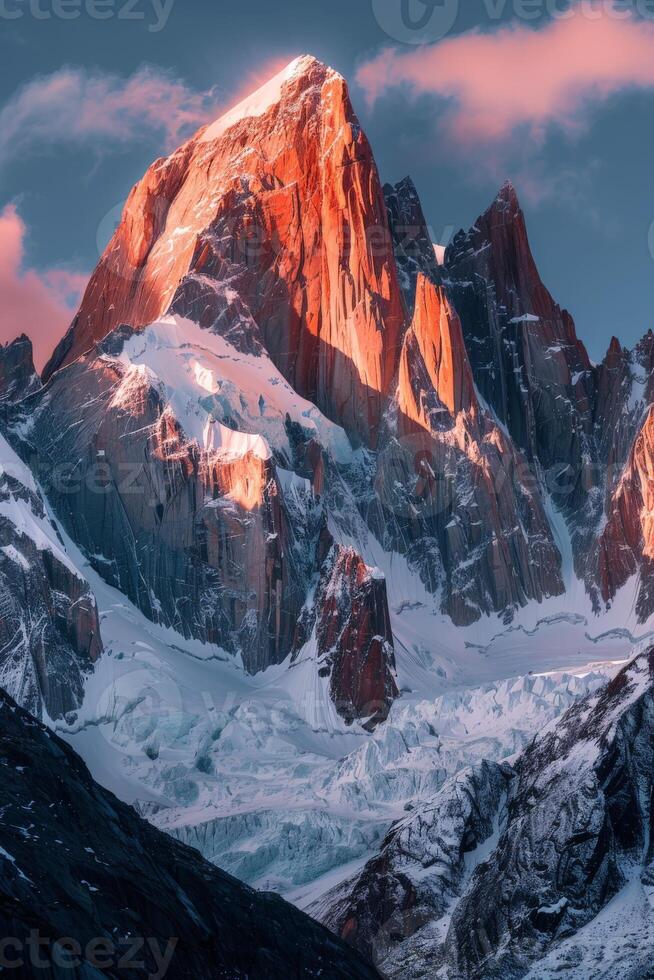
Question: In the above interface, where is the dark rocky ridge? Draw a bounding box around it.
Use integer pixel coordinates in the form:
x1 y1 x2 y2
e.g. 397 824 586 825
316 651 654 979
0 686 381 979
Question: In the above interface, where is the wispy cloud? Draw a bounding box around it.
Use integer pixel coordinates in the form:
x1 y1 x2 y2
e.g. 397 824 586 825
0 65 220 168
0 203 87 371
356 4 654 145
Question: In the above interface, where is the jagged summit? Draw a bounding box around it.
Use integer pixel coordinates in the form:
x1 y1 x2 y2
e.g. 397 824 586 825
200 55 341 142
494 177 520 207
42 52 403 445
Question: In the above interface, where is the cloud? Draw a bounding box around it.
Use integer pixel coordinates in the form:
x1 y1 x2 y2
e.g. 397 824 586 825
0 65 220 168
356 3 654 145
0 204 87 372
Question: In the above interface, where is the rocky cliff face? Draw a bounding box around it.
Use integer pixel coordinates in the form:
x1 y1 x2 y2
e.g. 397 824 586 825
0 431 101 720
0 687 381 979
315 760 511 968
44 55 405 447
26 328 319 675
294 543 398 728
371 274 564 624
384 176 442 311
595 406 654 617
0 335 41 406
445 182 596 515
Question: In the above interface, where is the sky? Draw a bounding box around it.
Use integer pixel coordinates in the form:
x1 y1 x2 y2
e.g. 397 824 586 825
2 0 654 367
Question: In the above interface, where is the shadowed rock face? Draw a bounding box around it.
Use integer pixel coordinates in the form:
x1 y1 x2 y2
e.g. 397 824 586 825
0 687 382 980
370 274 564 625
445 182 596 515
0 335 41 406
44 56 405 446
445 652 654 979
314 760 511 967
26 343 319 675
384 176 442 312
0 432 101 720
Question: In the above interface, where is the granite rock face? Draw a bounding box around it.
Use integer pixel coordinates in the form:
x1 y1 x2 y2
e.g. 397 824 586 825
44 55 405 447
0 431 101 720
0 335 41 406
294 543 399 727
371 274 564 624
445 182 596 515
384 176 442 311
26 340 317 675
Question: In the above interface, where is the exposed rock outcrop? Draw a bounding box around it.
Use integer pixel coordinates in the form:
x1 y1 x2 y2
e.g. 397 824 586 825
0 334 41 405
371 274 564 624
0 432 101 719
445 182 596 515
384 176 441 311
294 543 398 727
44 56 405 446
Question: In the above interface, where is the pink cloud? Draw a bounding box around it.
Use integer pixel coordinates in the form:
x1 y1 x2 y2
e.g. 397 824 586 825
0 66 221 166
356 4 654 144
0 204 87 372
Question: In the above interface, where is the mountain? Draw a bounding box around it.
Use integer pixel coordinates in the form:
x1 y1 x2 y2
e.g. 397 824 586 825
8 55 574 706
0 686 381 979
3 54 654 979
313 650 654 979
43 55 404 448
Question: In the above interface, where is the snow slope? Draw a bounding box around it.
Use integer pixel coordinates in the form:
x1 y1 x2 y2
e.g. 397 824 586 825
50 499 632 900
116 315 352 464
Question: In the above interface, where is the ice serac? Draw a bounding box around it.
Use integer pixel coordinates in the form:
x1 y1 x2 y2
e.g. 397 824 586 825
372 273 563 625
314 760 510 969
0 688 382 979
43 55 405 445
445 181 596 513
294 544 399 728
0 431 101 720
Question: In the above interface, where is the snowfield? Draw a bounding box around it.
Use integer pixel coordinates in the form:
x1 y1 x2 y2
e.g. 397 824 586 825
48 505 639 905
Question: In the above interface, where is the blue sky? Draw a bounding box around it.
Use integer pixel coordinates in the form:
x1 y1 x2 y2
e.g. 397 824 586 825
2 0 654 364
